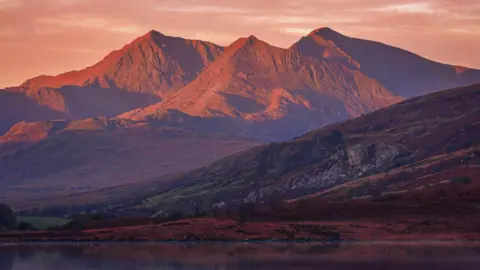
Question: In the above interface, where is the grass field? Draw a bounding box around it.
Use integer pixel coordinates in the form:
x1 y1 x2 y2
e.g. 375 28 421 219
16 216 70 230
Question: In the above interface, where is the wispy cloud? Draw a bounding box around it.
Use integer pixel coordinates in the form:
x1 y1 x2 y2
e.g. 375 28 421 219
372 3 441 14
243 15 361 25
0 0 21 10
282 27 313 35
450 28 480 35
155 5 251 14
39 16 143 34
47 46 102 54
0 26 15 36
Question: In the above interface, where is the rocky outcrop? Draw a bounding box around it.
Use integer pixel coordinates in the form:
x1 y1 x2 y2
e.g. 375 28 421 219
244 142 407 203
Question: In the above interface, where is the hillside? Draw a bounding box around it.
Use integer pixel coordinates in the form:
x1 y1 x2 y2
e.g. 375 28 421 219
292 28 480 97
122 35 401 140
0 86 160 134
117 83 480 214
0 121 259 202
0 89 65 134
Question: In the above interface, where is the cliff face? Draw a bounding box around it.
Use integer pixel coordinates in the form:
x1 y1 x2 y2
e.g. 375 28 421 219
244 141 406 203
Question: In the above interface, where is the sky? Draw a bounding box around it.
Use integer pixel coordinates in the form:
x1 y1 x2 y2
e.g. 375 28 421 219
0 0 479 88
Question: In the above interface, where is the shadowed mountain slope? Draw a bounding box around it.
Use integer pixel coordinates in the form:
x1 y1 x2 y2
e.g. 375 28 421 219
122 35 401 140
0 120 260 201
292 28 480 97
0 89 65 134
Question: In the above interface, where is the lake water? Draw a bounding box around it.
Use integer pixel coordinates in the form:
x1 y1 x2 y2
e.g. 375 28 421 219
1 242 480 269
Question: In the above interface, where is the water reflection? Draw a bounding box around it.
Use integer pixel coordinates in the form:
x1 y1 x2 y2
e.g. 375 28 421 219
1 242 480 270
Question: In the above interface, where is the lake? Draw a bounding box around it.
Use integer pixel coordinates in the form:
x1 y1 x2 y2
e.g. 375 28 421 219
1 241 480 269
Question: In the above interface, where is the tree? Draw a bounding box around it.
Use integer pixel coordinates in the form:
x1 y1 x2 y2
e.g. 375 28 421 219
17 222 37 231
330 130 344 143
0 204 16 230
237 203 255 224
451 177 472 185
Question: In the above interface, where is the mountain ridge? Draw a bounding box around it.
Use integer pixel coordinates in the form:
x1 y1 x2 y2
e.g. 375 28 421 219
294 28 480 97
121 34 401 140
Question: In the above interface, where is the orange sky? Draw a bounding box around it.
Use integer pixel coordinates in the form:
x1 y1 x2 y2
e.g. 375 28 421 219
1 0 479 88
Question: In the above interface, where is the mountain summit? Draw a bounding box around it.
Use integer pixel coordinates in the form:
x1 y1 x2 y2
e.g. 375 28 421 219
292 28 360 69
22 30 224 96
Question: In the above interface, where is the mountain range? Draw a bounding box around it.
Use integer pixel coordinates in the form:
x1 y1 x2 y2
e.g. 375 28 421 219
1 27 480 203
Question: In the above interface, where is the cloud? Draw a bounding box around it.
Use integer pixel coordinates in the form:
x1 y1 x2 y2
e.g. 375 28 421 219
450 28 480 35
0 26 15 36
371 2 441 14
243 15 361 25
0 0 21 10
155 5 251 14
282 27 315 35
39 16 143 34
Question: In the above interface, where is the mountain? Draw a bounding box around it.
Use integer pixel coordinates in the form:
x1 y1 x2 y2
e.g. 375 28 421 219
104 83 479 215
21 30 224 96
0 119 260 201
122 35 401 140
292 27 480 97
0 30 224 134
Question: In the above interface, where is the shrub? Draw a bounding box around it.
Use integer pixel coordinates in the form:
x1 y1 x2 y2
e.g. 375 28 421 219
62 219 84 231
237 203 255 224
17 222 37 231
330 130 344 144
451 177 472 185
0 204 16 230
347 183 373 198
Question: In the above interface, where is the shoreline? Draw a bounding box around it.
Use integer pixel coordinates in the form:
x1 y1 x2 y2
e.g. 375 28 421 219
2 218 480 243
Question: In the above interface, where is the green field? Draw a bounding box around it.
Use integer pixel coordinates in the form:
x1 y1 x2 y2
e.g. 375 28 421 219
16 216 70 230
